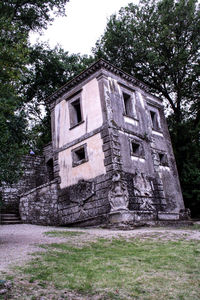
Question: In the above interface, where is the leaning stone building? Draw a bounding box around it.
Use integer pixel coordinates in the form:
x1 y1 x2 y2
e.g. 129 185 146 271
1 59 187 226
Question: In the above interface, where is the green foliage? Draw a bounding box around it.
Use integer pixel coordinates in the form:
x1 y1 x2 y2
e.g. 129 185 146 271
0 0 69 32
94 0 200 121
168 117 200 216
0 17 29 184
0 0 69 184
24 44 95 153
0 0 94 183
93 0 200 215
0 101 28 184
25 44 94 104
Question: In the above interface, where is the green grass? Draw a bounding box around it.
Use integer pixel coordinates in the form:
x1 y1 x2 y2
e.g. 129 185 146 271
44 230 85 237
11 237 200 300
181 224 200 230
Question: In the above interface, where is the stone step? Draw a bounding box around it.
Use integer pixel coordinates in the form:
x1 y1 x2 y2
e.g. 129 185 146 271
0 213 22 225
1 215 19 218
1 218 21 222
0 212 18 216
1 220 22 225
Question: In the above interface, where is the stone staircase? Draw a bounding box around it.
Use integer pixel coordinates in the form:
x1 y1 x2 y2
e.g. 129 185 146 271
0 213 22 225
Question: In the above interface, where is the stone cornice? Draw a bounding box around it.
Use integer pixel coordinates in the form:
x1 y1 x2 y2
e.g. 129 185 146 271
45 58 150 105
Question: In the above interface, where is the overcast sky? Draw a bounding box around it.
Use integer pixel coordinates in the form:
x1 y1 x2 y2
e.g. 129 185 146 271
30 0 139 55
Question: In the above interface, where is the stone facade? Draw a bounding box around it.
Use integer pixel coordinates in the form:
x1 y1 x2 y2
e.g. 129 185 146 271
1 59 187 226
43 59 186 226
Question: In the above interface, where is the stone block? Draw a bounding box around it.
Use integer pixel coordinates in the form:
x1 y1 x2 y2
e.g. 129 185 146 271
134 211 156 221
104 156 112 166
109 210 133 223
102 142 111 152
96 189 109 199
104 149 112 158
158 212 179 220
100 128 109 138
105 164 114 172
102 136 110 144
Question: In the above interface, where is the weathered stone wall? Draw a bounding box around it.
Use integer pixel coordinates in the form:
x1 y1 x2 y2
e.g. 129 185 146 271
19 180 59 225
54 123 125 226
57 174 111 226
103 72 184 217
1 155 49 213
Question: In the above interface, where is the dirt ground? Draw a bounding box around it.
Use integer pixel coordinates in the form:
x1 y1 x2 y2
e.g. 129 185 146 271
1 223 200 273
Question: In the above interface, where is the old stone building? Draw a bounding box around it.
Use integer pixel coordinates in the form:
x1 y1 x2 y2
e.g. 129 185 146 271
2 59 188 226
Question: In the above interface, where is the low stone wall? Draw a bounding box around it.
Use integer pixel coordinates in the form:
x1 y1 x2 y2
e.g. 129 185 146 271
19 180 59 225
1 155 49 213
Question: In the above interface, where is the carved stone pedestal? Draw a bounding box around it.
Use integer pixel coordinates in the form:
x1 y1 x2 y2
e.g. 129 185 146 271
109 209 157 225
109 209 133 224
134 210 157 222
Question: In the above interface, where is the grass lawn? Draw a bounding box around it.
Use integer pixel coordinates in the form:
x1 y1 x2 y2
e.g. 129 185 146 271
3 228 200 300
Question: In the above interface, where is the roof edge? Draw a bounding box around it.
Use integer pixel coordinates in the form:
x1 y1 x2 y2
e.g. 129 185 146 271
45 58 150 104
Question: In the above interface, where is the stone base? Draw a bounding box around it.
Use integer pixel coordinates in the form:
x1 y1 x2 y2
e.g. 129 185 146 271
109 210 134 224
109 210 183 226
109 210 157 224
158 212 179 220
134 211 157 222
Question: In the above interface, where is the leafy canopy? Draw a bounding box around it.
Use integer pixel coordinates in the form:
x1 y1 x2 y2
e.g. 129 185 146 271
24 43 94 153
0 0 69 32
0 0 69 184
94 0 200 122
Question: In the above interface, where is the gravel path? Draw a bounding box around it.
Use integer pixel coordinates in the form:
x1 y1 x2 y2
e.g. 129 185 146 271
1 224 200 273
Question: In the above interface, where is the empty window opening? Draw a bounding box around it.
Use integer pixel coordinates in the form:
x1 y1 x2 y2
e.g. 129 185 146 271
74 148 85 162
131 142 140 155
72 144 88 167
150 111 159 130
158 153 168 166
72 99 82 124
130 141 144 158
123 92 133 116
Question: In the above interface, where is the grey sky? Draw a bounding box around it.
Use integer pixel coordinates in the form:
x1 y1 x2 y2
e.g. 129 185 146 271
30 0 139 55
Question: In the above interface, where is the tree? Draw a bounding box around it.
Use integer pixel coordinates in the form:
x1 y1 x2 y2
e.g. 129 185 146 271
93 0 200 215
0 0 69 32
23 44 95 153
0 18 29 184
168 117 200 215
94 0 200 124
25 44 94 105
0 0 69 184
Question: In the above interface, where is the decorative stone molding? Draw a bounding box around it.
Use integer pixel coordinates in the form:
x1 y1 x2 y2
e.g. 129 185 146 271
108 172 129 212
45 59 150 105
133 171 155 211
133 172 154 198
